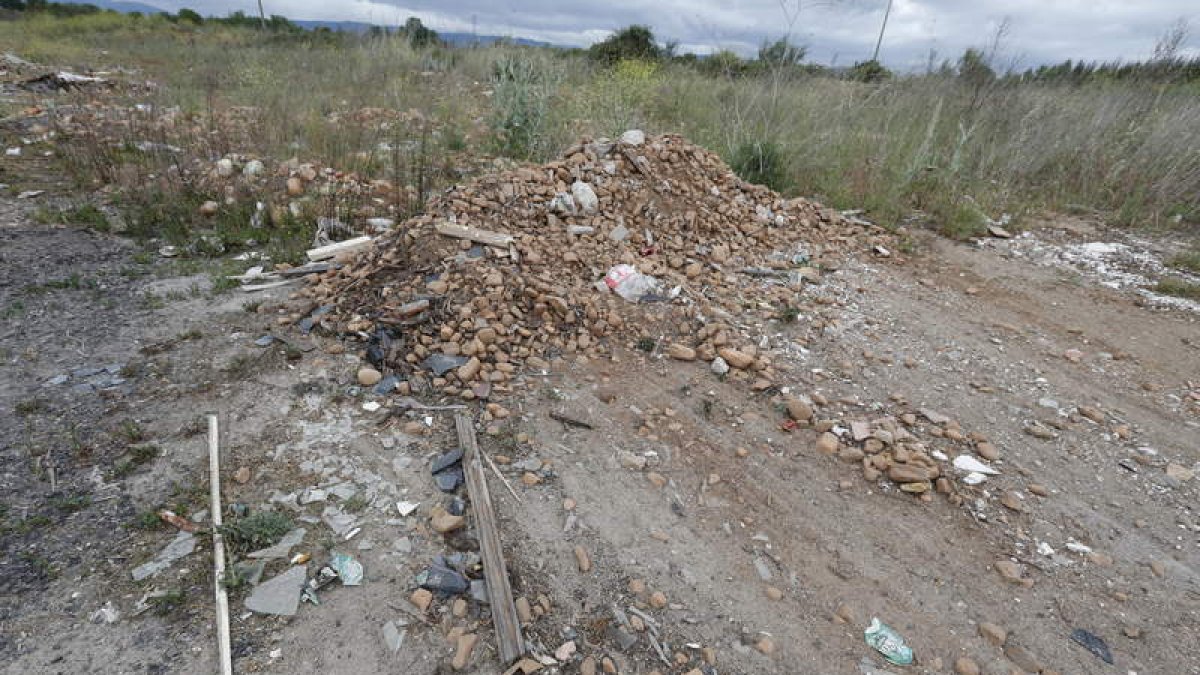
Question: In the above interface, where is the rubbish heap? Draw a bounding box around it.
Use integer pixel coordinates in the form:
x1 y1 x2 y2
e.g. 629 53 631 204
301 132 891 399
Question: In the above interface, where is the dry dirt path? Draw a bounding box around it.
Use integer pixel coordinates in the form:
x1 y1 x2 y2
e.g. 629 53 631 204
1 150 1196 675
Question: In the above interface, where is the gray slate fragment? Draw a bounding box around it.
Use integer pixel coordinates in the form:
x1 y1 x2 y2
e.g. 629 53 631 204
382 620 407 653
245 565 307 616
247 527 306 560
233 560 266 586
131 531 196 581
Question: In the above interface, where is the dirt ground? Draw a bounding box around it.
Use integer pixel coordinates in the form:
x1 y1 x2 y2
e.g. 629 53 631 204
2 139 1199 675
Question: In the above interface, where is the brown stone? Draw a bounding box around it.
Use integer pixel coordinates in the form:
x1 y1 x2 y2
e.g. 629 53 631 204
286 176 304 196
514 596 532 624
994 560 1033 587
764 586 783 601
233 467 251 484
1149 560 1166 577
667 344 696 361
580 657 596 675
430 507 466 533
815 432 839 455
887 464 934 483
839 446 865 463
833 603 854 624
574 545 592 573
457 356 481 381
649 590 667 609
954 657 981 675
1028 483 1048 496
1000 491 1024 512
976 442 1000 461
755 636 775 655
452 598 468 618
357 367 382 386
785 397 814 421
1004 644 1043 673
452 633 478 670
409 588 433 612
646 472 667 488
717 347 754 369
979 622 1007 646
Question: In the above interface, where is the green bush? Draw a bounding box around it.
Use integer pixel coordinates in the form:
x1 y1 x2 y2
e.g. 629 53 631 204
489 52 558 159
730 140 790 192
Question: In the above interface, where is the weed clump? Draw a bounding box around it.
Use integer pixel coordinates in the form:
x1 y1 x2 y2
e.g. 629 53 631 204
1154 277 1200 300
219 511 293 554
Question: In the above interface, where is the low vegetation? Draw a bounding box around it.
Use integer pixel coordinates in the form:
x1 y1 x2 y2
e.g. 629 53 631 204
0 4 1197 244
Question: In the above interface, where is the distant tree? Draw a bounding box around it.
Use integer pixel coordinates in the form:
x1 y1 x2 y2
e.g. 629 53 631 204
398 16 438 47
847 59 891 82
589 25 662 65
176 8 203 25
958 47 996 111
757 38 807 69
701 49 746 77
957 48 995 85
0 0 26 10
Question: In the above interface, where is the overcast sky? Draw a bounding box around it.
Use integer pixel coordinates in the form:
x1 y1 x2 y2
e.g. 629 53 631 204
153 1 1199 70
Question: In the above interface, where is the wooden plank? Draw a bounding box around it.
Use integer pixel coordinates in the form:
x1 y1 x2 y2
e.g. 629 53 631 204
306 235 373 262
435 222 514 248
455 412 524 664
207 414 233 675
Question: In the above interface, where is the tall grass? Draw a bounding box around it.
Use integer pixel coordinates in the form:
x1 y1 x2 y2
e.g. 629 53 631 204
2 12 1197 237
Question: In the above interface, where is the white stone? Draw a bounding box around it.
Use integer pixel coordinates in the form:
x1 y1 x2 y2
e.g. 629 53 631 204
571 181 598 214
619 129 646 146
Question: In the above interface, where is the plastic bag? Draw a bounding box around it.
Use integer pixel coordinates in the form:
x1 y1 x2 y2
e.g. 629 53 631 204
604 264 660 302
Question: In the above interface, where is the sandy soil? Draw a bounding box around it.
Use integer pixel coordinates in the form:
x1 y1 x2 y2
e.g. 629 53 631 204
1 144 1197 675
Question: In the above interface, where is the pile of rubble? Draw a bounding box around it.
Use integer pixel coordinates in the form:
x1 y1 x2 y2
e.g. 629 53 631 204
299 131 891 401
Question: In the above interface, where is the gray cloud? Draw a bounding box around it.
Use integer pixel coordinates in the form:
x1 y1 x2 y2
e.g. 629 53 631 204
159 1 1199 69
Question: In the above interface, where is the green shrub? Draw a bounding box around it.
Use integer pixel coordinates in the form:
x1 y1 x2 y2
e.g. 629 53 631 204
730 140 790 192
219 511 293 553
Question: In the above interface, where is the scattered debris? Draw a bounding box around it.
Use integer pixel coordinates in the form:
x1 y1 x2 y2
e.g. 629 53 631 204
330 551 364 586
1070 628 1114 664
864 618 914 666
131 531 197 581
245 565 308 616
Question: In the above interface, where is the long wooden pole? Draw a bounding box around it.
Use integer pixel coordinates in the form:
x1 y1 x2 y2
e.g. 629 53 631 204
209 414 233 675
455 412 524 664
871 0 893 63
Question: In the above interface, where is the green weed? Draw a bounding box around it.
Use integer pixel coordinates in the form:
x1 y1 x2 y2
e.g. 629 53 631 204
1153 277 1200 300
219 511 294 554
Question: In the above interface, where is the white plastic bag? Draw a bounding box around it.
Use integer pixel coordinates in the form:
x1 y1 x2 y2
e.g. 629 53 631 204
604 264 659 302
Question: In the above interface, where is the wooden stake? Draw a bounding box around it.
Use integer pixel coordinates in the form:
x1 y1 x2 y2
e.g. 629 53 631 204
455 412 524 663
208 414 233 675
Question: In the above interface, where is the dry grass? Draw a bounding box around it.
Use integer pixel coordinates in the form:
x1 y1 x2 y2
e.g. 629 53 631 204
2 13 1198 239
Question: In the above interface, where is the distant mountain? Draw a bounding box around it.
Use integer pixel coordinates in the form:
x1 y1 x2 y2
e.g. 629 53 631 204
83 0 164 13
293 20 555 47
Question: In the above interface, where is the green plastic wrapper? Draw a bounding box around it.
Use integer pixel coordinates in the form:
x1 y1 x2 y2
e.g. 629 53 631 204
864 617 914 666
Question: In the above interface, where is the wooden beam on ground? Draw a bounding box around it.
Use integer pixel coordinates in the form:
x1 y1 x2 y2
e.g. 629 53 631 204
455 412 524 664
306 236 373 262
435 222 514 248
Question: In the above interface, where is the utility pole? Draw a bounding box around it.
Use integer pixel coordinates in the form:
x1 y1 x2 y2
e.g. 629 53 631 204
871 0 893 62
256 0 266 30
